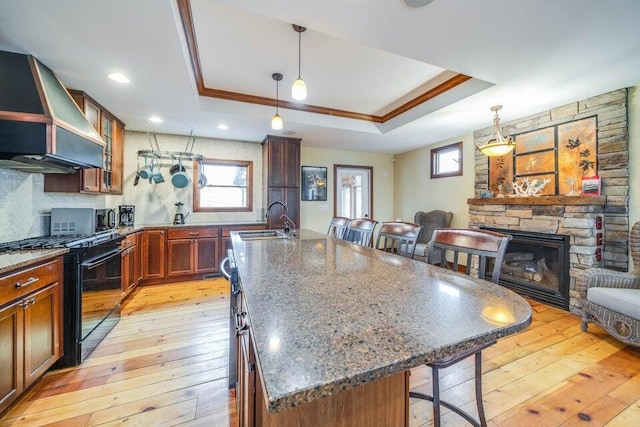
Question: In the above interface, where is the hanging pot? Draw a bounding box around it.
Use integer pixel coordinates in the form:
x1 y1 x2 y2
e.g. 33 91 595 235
172 158 190 188
169 161 186 175
198 161 207 188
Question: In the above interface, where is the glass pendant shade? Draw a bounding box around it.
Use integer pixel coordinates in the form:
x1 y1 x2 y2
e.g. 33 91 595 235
271 72 284 130
477 105 516 157
292 25 308 101
477 139 515 156
271 113 283 130
292 78 307 101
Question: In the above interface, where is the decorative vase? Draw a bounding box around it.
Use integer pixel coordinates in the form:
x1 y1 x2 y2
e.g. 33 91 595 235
566 178 580 196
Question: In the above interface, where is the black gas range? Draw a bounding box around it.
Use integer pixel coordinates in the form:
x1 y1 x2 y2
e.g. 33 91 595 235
0 231 123 252
0 231 125 368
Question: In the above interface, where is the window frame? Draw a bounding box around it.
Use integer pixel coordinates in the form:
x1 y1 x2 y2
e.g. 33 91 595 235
193 158 253 212
430 141 463 179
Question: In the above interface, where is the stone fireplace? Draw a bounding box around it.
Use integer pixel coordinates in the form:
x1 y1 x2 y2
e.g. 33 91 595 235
482 227 570 310
469 89 629 315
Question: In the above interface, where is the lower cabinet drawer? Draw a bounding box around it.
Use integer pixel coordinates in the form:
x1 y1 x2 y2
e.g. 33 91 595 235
0 259 60 307
167 227 218 240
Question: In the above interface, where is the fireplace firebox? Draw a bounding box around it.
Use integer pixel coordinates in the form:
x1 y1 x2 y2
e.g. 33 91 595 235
482 227 570 310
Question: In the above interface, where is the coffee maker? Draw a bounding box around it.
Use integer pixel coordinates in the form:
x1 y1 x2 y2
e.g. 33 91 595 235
118 205 135 227
173 202 189 225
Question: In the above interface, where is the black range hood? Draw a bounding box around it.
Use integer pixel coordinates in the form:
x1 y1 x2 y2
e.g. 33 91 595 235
0 50 105 173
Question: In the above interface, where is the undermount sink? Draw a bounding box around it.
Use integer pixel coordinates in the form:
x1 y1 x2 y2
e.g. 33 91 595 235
238 230 288 241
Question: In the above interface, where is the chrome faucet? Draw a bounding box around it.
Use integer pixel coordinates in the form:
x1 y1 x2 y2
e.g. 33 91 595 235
280 214 297 236
266 201 288 219
265 201 295 235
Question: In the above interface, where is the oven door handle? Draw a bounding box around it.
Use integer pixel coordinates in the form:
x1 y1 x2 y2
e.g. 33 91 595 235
82 248 123 269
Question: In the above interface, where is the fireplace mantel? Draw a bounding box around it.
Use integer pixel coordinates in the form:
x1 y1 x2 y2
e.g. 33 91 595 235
467 196 606 206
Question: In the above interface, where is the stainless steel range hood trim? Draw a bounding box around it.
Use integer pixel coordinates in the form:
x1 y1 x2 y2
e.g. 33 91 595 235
30 57 105 148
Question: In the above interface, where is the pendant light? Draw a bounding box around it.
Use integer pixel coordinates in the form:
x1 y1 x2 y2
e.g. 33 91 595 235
291 24 307 101
271 73 283 130
477 105 516 156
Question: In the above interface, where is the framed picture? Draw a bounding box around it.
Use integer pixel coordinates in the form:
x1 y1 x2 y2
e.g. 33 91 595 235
301 166 328 201
581 175 601 196
558 117 597 195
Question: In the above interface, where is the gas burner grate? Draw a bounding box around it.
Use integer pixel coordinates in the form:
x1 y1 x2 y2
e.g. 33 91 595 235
0 235 89 253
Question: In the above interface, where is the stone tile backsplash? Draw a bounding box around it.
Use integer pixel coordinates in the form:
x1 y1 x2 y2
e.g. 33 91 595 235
0 169 115 242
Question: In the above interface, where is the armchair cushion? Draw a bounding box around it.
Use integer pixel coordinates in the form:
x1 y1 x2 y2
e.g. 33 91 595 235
587 288 640 320
414 243 429 258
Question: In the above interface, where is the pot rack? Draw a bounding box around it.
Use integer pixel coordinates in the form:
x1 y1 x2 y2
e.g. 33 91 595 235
137 130 205 165
136 150 205 164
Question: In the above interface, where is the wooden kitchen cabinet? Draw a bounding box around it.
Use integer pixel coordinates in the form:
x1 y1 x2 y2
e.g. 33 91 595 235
167 227 218 277
263 135 301 230
142 229 166 280
0 257 63 415
264 135 300 187
44 89 125 195
121 232 141 297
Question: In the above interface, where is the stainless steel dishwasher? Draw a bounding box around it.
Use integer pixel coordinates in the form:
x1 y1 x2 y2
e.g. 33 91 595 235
220 249 240 389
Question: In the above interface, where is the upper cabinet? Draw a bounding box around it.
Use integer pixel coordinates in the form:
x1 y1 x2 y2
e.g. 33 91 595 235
262 136 301 230
263 135 300 188
44 90 125 194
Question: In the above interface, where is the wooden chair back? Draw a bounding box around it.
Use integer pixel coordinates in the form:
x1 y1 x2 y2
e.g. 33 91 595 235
344 218 378 247
327 216 350 239
427 228 512 283
375 222 423 259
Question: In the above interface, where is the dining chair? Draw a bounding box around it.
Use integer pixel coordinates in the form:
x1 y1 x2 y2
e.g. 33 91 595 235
411 228 512 427
327 216 350 239
343 218 378 247
375 221 423 259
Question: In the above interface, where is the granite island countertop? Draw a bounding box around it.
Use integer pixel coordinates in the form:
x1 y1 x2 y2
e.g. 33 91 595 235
231 229 532 413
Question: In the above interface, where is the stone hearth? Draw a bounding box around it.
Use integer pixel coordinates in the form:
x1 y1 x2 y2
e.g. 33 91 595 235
468 197 605 314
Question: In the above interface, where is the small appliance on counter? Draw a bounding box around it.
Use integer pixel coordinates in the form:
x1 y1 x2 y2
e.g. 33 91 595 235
173 202 189 225
119 205 135 227
51 207 116 235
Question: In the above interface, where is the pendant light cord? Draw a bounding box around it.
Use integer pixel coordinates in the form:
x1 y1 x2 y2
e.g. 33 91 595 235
298 30 302 79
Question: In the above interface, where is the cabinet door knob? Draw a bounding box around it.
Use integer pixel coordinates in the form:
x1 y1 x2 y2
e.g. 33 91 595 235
15 277 39 288
18 297 36 308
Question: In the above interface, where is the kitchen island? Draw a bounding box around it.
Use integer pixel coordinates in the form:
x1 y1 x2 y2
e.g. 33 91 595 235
231 229 532 426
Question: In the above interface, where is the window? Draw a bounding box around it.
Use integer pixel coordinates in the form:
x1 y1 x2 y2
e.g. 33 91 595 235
194 159 253 212
431 141 463 179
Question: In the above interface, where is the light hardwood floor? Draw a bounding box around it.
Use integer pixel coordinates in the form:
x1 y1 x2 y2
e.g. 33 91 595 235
1 279 639 426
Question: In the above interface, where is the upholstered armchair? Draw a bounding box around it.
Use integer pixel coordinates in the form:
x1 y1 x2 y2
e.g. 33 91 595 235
412 210 453 261
576 222 640 347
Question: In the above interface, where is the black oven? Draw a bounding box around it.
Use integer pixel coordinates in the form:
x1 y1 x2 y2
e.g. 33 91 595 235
55 234 124 368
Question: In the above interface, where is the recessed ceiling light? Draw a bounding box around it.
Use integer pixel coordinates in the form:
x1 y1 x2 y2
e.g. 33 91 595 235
149 116 163 123
403 0 436 7
217 124 229 130
108 73 130 83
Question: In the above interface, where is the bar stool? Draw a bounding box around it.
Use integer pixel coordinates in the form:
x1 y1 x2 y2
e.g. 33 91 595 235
410 228 512 427
327 216 350 239
375 221 423 259
344 218 378 247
